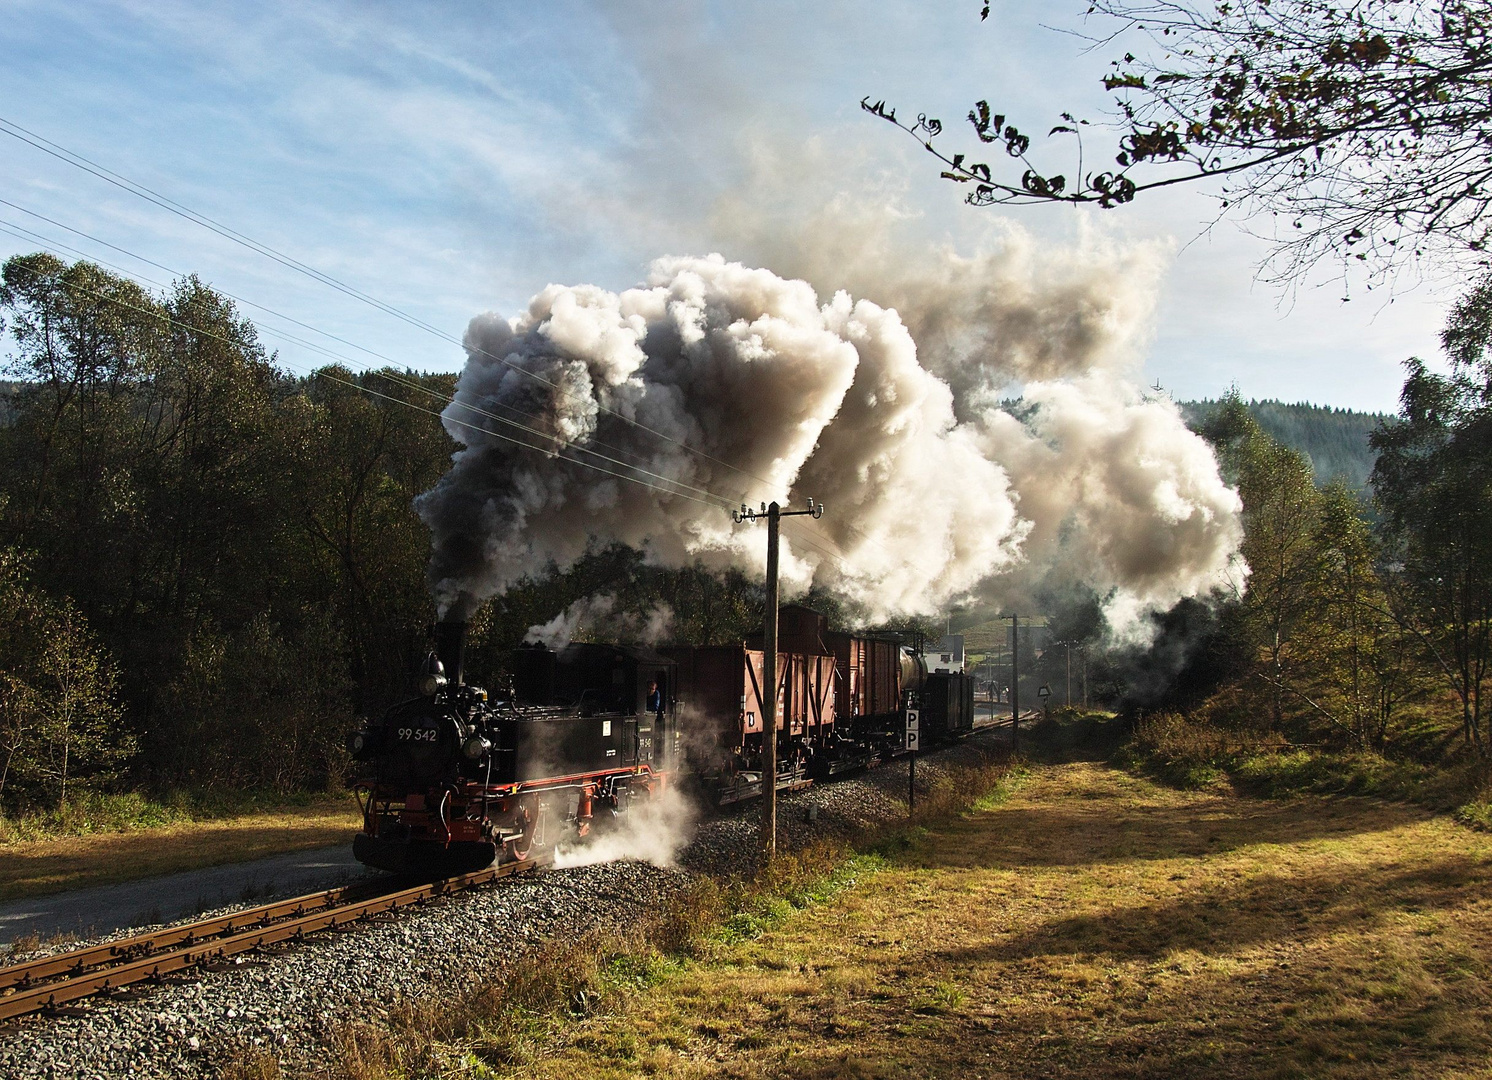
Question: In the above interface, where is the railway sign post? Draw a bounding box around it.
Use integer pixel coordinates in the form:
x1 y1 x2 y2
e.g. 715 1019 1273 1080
905 708 919 815
733 497 825 860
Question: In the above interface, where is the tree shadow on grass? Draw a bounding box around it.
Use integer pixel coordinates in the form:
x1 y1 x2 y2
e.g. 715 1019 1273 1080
776 754 1492 1080
777 848 1492 1079
881 773 1434 872
914 882 1492 1080
935 854 1489 966
904 932 1492 1080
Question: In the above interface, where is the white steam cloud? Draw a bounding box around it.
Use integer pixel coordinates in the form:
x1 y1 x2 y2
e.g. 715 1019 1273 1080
552 784 695 869
417 246 1244 638
524 595 674 650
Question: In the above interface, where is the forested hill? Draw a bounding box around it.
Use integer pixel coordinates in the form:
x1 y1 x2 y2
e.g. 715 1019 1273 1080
1180 399 1391 489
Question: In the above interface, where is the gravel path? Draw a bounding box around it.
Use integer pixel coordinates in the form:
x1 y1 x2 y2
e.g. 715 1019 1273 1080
0 730 1007 1079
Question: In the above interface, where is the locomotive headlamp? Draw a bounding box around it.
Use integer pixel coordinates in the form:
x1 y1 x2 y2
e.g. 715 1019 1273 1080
346 727 380 761
462 735 492 760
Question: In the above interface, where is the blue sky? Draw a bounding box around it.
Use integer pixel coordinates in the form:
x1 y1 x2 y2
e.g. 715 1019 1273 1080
0 0 1452 412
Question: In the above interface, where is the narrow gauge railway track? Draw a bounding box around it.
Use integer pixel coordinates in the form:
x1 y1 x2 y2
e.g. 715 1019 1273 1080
0 855 549 1022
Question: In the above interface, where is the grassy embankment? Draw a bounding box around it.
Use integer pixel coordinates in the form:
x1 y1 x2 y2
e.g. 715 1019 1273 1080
0 790 360 902
232 719 1492 1080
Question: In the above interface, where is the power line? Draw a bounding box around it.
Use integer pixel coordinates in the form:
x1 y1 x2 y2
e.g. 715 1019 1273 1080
0 221 739 510
0 131 922 583
0 123 909 567
0 115 780 496
1 241 934 606
0 204 738 505
0 232 903 586
0 254 731 510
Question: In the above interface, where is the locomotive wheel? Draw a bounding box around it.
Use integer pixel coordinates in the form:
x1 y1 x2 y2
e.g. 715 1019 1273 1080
504 797 540 861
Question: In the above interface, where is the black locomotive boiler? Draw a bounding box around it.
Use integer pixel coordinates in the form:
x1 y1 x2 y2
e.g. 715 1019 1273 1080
349 621 674 877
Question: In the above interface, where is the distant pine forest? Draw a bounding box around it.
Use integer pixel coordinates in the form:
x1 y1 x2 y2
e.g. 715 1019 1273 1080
1180 399 1390 490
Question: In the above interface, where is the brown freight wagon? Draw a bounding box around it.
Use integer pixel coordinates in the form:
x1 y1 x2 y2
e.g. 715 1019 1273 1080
664 642 835 801
822 632 910 724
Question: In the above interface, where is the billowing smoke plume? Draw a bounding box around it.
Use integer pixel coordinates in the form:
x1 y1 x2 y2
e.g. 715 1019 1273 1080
524 595 673 650
417 252 1244 637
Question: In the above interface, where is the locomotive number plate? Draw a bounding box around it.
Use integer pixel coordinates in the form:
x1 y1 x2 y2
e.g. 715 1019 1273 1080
396 726 439 743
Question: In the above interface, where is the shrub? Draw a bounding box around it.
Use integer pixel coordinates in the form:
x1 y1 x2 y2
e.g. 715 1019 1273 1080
1125 712 1275 788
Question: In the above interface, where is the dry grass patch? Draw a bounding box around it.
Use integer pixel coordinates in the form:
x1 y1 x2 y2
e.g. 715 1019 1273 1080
0 795 359 901
501 762 1492 1080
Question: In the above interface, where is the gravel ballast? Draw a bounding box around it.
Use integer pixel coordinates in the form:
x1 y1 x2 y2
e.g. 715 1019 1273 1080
0 729 1008 1079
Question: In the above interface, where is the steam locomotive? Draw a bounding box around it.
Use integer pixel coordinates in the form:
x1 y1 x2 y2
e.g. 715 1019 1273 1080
348 606 975 877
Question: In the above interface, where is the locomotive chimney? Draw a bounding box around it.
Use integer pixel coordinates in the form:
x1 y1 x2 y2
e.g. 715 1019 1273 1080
434 620 467 686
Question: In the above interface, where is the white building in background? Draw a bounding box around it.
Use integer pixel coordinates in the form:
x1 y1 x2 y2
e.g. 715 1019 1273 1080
929 634 964 673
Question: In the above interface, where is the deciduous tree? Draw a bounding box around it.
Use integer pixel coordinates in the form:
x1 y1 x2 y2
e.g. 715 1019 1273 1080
1372 283 1492 754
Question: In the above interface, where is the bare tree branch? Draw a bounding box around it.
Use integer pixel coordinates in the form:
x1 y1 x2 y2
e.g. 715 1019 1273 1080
866 1 1492 281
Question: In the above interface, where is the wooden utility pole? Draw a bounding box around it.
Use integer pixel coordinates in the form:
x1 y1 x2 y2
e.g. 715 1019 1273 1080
1066 642 1072 708
733 498 824 859
1010 614 1020 756
763 502 780 858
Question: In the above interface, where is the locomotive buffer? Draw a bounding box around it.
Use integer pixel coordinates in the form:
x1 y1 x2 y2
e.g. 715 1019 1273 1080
732 498 825 859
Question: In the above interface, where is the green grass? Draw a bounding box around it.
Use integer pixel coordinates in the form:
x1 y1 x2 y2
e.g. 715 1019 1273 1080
1108 708 1492 823
716 855 881 945
1455 798 1492 829
1231 748 1474 807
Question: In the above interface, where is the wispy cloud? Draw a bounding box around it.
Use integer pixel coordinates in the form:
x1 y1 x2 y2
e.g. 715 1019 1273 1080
0 0 1446 407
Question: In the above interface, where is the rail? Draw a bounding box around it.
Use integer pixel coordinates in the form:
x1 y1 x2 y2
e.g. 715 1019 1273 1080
0 855 549 1022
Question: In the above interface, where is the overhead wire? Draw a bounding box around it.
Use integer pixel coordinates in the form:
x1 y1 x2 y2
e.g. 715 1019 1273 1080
0 250 733 510
0 201 741 505
0 231 901 594
0 115 780 496
0 217 740 510
1 119 913 572
0 223 897 585
0 190 900 573
0 118 926 584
